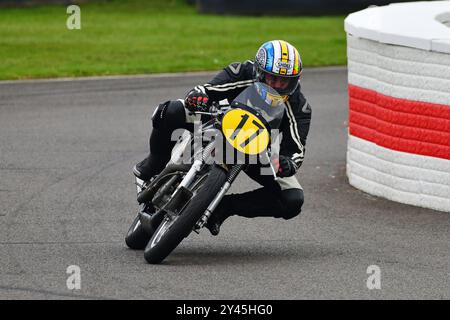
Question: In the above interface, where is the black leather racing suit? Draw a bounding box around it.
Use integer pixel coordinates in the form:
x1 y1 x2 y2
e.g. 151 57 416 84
135 60 312 221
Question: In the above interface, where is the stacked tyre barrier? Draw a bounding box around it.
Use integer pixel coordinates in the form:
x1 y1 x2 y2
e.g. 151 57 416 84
345 1 450 212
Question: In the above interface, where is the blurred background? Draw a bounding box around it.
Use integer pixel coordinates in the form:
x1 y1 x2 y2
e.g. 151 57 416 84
0 0 419 13
0 0 430 80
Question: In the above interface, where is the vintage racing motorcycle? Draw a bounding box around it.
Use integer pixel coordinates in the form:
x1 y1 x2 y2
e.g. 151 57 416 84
125 82 287 264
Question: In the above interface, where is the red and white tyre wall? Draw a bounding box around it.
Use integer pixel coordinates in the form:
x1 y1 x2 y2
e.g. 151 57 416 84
345 1 450 212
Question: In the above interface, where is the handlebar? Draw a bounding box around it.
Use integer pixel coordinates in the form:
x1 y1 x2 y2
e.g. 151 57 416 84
188 102 231 117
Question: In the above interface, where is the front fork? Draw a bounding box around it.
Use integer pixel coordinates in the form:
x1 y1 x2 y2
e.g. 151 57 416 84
194 148 277 231
195 164 244 231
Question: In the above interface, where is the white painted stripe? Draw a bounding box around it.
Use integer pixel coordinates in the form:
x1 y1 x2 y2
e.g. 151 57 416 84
0 71 219 84
349 169 450 213
347 134 450 213
347 36 450 80
348 134 450 177
0 67 346 84
347 35 450 105
348 64 450 106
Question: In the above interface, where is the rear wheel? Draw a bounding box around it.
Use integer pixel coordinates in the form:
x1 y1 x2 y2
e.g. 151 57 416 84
144 165 227 264
125 174 180 250
125 214 150 250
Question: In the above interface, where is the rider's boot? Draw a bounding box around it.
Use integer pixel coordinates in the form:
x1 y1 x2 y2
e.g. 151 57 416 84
133 126 175 182
206 187 302 236
206 204 232 236
134 126 176 225
133 155 167 183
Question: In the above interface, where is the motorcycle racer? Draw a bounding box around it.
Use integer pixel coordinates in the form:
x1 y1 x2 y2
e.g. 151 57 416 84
133 40 312 236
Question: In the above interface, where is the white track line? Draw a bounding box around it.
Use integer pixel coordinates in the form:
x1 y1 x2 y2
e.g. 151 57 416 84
0 66 346 84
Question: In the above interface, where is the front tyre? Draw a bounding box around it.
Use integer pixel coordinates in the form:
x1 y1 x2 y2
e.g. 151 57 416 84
144 165 227 264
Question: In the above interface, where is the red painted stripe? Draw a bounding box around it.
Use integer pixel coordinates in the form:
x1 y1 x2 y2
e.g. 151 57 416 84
348 85 450 160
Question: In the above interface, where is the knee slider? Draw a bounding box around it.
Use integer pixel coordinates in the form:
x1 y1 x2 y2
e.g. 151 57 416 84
279 189 304 220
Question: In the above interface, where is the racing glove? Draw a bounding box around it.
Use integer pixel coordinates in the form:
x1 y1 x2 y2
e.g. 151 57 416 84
184 87 210 113
273 155 298 178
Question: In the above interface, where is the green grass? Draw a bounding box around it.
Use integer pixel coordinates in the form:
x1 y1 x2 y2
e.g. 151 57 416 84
0 0 347 80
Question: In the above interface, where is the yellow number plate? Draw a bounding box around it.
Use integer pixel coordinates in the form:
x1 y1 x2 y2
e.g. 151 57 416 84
221 109 269 155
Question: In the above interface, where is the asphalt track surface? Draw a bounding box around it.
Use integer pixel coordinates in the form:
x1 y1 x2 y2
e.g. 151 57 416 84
0 68 448 300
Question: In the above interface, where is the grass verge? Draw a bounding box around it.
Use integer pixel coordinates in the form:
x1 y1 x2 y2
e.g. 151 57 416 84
0 0 346 80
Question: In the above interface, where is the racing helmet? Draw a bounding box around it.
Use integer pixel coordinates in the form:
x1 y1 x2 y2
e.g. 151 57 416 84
254 40 302 97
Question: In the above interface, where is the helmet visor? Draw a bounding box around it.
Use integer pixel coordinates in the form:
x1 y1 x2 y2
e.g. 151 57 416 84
263 72 299 96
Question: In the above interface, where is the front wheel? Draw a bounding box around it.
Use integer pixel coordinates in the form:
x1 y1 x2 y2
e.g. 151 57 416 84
144 165 228 264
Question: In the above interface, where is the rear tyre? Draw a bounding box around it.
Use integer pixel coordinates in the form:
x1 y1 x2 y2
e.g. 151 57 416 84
125 214 151 250
144 165 227 264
